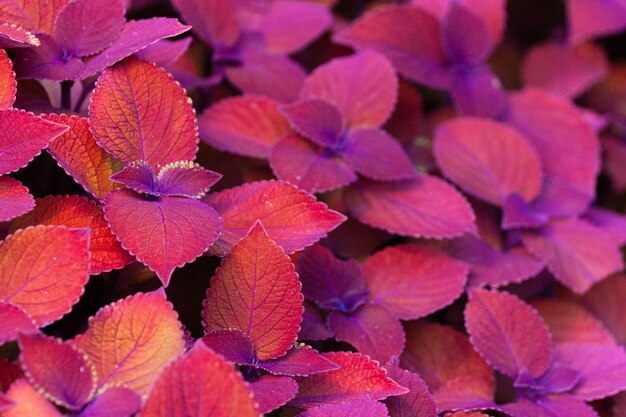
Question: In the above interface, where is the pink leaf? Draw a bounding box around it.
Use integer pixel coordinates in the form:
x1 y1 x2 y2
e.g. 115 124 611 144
249 375 298 414
79 387 141 417
0 109 68 175
384 357 437 417
0 303 37 345
18 333 95 409
0 49 16 109
170 0 240 47
202 223 303 361
582 273 626 345
583 207 626 246
89 57 198 169
136 37 193 67
433 376 496 412
364 244 468 320
521 218 624 294
465 289 553 378
199 95 291 158
203 180 346 256
4 379 63 417
344 176 476 238
279 98 345 148
290 351 408 408
567 0 626 44
0 23 40 49
0 177 34 222
296 400 390 417
443 1 494 65
328 304 405 364
301 51 398 129
259 345 339 376
104 190 221 286
155 161 221 198
449 65 508 118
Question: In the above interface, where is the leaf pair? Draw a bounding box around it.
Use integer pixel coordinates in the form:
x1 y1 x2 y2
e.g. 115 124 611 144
298 244 468 364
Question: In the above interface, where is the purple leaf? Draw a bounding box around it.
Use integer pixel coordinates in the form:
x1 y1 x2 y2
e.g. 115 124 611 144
171 0 240 47
270 133 357 193
343 128 417 181
527 365 581 395
78 387 141 417
155 161 221 198
503 396 600 417
443 1 494 65
54 0 125 57
583 207 626 246
225 53 306 103
296 400 390 417
327 304 405 364
434 117 543 207
502 193 549 229
300 301 333 341
384 357 437 417
301 51 398 129
464 289 553 378
135 37 193 67
109 161 156 195
12 34 84 80
279 98 345 148
104 189 222 286
344 176 476 238
521 218 624 294
249 375 298 414
432 376 496 412
202 329 255 365
450 65 508 118
0 177 34 222
335 5 450 89
297 245 368 313
0 23 39 48
259 345 340 376
364 244 468 320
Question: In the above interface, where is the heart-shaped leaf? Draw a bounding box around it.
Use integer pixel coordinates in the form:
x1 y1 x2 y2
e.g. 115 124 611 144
138 341 260 417
11 195 132 275
203 222 303 361
89 57 198 169
104 189 222 286
465 289 553 378
0 225 90 327
73 290 185 396
18 333 95 409
204 180 345 256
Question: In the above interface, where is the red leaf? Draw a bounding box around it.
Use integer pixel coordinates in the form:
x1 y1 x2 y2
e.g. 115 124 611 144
290 351 408 408
44 114 123 200
138 342 260 417
0 303 37 345
401 322 494 393
73 291 185 396
4 379 63 417
301 51 398 129
199 95 291 158
344 177 476 238
18 333 95 409
203 222 303 361
296 400 390 417
0 225 90 326
203 180 346 256
384 357 437 417
0 49 16 109
89 57 198 169
104 189 221 286
434 117 543 206
521 218 624 294
170 0 240 47
259 345 339 376
364 244 468 320
0 23 40 49
0 109 68 175
11 195 132 275
328 304 405 364
0 177 34 222
465 289 553 378
433 376 496 412
249 375 298 414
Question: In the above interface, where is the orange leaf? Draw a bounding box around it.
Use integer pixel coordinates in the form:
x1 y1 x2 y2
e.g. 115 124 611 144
139 342 260 417
203 222 303 361
73 290 185 397
0 49 16 109
11 195 133 275
0 225 90 326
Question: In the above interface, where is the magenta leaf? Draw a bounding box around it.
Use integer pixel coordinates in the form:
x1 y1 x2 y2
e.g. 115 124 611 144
443 1 493 65
300 302 333 341
104 189 222 286
0 177 34 222
583 207 626 246
297 245 369 313
0 302 37 345
258 345 339 376
0 23 40 48
109 160 156 195
343 128 417 181
384 357 437 417
521 218 624 294
364 244 468 319
249 375 298 414
503 396 599 417
171 0 240 47
502 193 549 229
345 176 476 238
279 98 345 148
202 329 256 365
53 0 126 57
270 134 358 193
328 304 405 364
155 161 222 198
136 37 193 67
78 387 141 417
433 376 497 412
301 51 398 129
203 180 346 255
582 274 626 345
295 400 390 417
465 289 553 379
0 109 68 175
450 65 508 118
567 0 626 44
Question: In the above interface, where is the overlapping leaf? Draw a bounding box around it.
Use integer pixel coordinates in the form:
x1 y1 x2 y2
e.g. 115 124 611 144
203 222 303 361
4 379 63 417
296 400 390 417
0 177 34 222
384 357 437 417
0 302 36 344
0 49 15 109
249 375 298 414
